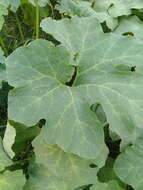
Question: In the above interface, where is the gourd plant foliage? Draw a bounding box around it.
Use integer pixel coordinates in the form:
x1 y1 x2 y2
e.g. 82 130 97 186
1 0 143 190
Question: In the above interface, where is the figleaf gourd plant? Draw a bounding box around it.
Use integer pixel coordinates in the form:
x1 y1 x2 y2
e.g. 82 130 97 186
1 0 143 190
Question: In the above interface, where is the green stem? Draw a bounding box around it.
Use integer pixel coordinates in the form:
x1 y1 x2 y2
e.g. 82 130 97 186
0 37 8 56
35 0 39 39
15 13 24 43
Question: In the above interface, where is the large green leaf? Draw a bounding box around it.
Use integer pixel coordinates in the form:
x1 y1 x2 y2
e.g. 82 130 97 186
114 137 143 190
0 170 26 190
7 16 143 160
6 38 108 160
40 16 143 146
